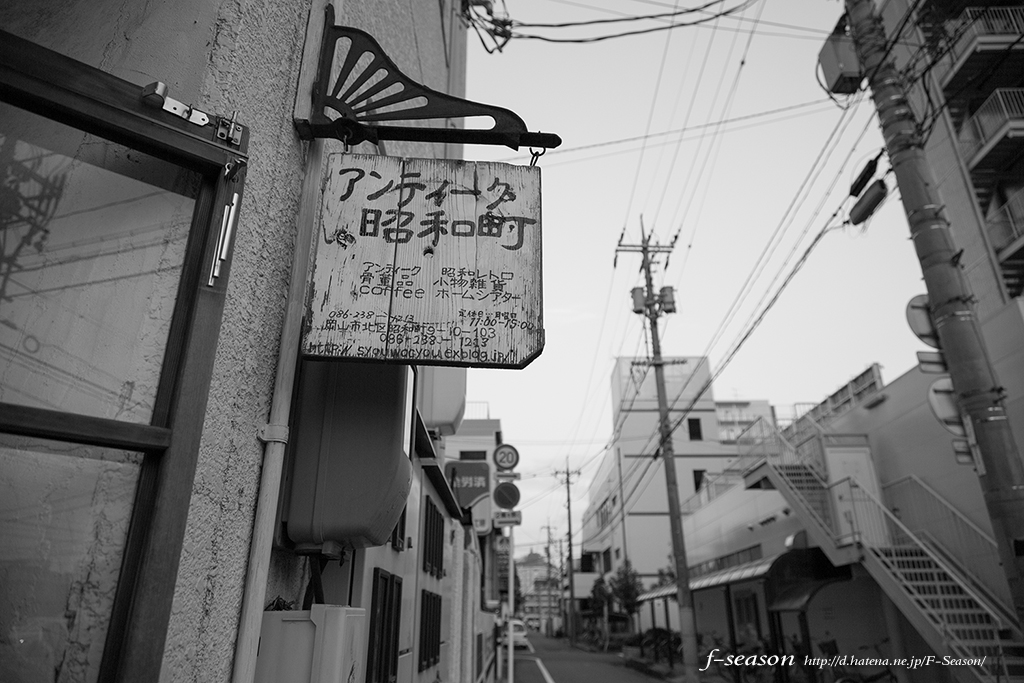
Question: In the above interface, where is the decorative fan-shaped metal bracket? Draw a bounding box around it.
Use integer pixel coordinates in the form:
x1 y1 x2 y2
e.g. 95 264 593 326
295 6 561 151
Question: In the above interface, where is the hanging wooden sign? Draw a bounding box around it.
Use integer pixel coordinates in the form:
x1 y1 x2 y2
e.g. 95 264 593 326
304 153 543 368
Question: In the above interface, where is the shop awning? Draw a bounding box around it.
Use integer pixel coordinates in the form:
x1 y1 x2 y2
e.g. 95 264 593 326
767 579 841 612
638 554 782 603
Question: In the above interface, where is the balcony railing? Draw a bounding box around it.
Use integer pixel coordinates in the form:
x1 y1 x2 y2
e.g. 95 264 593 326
945 7 1024 65
959 88 1024 164
987 186 1024 253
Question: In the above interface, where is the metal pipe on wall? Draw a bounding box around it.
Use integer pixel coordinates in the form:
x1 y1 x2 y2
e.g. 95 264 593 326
230 137 324 683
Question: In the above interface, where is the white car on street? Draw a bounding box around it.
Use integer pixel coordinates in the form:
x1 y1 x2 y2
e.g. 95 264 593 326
499 619 529 649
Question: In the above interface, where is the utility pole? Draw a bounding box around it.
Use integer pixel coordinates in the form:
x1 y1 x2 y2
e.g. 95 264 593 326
615 447 629 567
542 523 555 636
558 538 565 637
617 225 699 683
556 462 580 645
845 0 1024 625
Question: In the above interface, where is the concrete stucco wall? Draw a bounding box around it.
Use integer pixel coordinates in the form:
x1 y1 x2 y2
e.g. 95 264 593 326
3 1 467 680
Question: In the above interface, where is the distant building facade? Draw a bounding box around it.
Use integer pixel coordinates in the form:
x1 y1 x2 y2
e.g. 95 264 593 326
578 356 775 609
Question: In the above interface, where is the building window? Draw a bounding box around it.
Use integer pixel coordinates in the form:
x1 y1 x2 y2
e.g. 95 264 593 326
423 497 445 578
476 632 484 679
418 589 443 671
693 469 706 491
688 418 703 441
0 31 247 680
390 507 407 551
366 568 402 683
602 548 612 573
734 592 762 646
597 498 612 529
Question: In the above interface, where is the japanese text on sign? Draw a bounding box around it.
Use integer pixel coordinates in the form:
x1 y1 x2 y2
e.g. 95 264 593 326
304 154 543 368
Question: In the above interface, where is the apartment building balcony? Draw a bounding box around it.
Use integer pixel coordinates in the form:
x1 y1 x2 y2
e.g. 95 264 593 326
938 7 1024 101
987 187 1024 296
959 88 1024 171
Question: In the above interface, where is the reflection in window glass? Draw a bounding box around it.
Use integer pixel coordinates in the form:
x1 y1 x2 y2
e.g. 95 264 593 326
0 436 142 683
0 102 200 423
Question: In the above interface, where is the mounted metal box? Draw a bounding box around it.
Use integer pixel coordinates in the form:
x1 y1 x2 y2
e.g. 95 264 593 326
819 32 861 94
284 361 414 554
254 605 366 683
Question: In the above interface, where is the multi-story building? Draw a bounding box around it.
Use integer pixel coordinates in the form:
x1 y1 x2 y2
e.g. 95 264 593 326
443 417 507 610
0 3 516 682
516 551 561 632
716 400 778 444
577 356 775 624
630 2 1024 680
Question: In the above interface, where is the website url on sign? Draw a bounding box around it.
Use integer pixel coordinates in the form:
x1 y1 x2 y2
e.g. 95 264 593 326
805 655 987 670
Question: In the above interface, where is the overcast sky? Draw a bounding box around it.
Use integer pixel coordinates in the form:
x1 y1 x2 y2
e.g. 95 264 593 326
460 0 927 558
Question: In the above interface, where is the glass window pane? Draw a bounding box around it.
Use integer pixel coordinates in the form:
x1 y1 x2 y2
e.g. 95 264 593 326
0 102 201 423
0 435 142 683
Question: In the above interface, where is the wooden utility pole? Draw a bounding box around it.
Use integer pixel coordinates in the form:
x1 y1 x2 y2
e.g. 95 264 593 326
845 0 1024 625
558 537 565 637
556 462 580 644
542 523 555 636
615 447 629 567
616 226 699 683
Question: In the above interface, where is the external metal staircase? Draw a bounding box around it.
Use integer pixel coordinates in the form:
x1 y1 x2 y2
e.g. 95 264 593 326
738 419 1024 683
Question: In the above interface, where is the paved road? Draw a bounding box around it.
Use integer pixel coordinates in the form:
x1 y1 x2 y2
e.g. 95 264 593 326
505 633 662 683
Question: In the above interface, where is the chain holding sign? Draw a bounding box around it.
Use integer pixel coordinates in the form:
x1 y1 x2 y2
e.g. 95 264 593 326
304 154 544 369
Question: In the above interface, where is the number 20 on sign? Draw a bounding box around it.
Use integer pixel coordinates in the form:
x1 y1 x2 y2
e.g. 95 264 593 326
493 443 519 471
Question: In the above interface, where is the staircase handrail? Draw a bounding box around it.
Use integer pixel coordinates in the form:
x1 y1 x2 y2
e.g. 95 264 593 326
830 475 1013 681
884 474 997 545
839 475 1007 634
880 475 1015 634
753 421 1016 681
915 529 1022 637
754 422 840 536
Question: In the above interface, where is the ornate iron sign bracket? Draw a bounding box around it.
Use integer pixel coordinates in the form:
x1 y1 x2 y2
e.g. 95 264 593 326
295 5 561 151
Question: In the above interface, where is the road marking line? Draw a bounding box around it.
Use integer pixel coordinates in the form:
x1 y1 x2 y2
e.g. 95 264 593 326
520 656 556 683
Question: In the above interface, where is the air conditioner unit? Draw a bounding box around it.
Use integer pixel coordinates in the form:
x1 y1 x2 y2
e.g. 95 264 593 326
254 605 366 683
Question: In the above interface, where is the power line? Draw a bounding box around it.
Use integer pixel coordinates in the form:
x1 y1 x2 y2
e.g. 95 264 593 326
507 0 760 44
511 0 735 29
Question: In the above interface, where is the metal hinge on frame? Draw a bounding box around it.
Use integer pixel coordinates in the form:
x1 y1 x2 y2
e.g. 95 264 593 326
141 81 245 149
296 5 560 151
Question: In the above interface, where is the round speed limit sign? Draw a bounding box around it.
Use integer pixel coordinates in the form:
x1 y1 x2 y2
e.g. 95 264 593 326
493 443 519 471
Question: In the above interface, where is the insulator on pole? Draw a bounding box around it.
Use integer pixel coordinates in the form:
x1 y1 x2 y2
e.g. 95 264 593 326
849 179 887 225
850 155 880 197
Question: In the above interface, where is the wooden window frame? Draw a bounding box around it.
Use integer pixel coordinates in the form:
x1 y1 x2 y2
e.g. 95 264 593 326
366 568 402 683
422 496 445 578
0 30 248 683
418 589 442 672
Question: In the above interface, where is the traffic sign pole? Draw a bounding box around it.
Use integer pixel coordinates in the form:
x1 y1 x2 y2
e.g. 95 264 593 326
508 527 515 683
